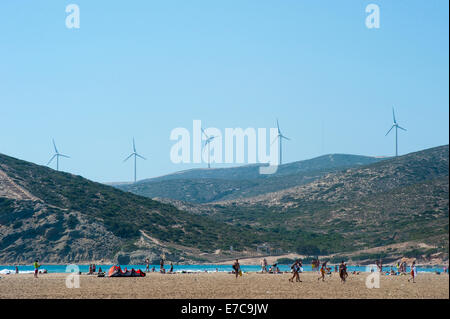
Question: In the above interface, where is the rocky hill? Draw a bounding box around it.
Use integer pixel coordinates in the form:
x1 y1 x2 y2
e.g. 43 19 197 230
166 145 449 262
116 154 383 203
0 154 266 264
1 145 447 265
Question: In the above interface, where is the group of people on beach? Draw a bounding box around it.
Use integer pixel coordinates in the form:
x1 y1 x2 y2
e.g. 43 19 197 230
88 264 104 275
260 258 282 274
144 258 174 274
13 256 445 283
314 260 348 283
286 258 349 283
375 260 418 282
257 257 424 284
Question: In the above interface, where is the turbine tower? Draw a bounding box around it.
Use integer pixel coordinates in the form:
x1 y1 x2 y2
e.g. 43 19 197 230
47 139 70 171
385 107 407 157
201 128 216 169
274 119 290 165
123 138 146 183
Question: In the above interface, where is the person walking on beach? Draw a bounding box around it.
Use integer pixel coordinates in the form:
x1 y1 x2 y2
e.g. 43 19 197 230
289 260 298 282
232 259 241 278
169 262 174 273
408 261 417 283
33 260 40 278
15 266 19 274
145 258 150 272
297 260 303 281
289 260 302 283
160 257 165 273
260 258 267 273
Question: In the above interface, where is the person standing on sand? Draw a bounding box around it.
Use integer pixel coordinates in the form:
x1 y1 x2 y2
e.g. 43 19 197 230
408 261 417 283
15 266 19 274
376 259 383 273
169 262 174 273
33 260 40 278
160 257 165 273
318 262 326 282
339 261 347 283
145 258 150 272
232 259 241 278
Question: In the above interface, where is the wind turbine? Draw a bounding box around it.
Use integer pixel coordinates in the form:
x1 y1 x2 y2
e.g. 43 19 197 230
201 128 216 169
47 139 70 171
272 119 290 165
123 138 146 183
385 107 407 157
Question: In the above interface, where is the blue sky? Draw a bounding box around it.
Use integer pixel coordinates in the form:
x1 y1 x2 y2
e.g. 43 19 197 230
0 0 448 182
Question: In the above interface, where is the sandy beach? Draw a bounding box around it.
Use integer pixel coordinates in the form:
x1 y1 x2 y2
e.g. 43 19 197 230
0 272 448 299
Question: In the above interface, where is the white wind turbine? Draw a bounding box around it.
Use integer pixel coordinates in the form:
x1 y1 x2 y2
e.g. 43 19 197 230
385 107 407 157
272 119 290 165
201 128 217 169
123 138 146 183
47 139 70 171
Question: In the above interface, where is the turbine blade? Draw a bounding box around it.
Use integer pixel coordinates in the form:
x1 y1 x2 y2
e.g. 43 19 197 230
281 135 291 141
136 154 146 160
385 125 394 136
47 154 57 165
133 138 136 153
276 119 280 133
123 153 134 162
392 107 396 123
52 139 58 154
205 136 216 145
59 154 70 158
201 128 209 139
398 125 407 131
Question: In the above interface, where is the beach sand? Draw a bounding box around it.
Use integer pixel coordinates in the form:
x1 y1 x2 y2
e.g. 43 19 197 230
0 272 448 299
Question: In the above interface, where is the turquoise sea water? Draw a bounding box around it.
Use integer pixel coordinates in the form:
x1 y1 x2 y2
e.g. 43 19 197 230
0 264 447 274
